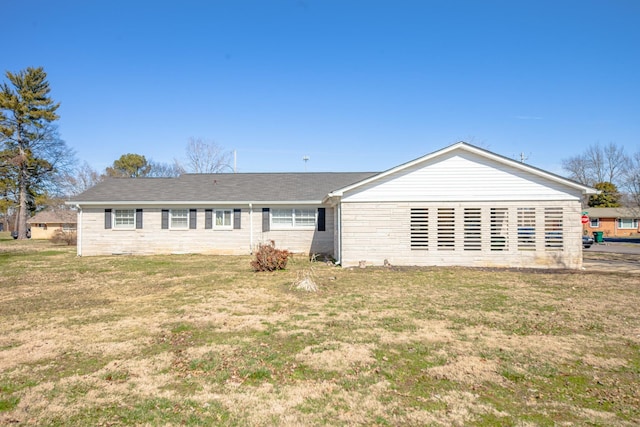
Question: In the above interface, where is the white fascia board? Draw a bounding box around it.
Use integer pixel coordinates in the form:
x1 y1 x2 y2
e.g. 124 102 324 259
66 200 324 206
326 142 597 197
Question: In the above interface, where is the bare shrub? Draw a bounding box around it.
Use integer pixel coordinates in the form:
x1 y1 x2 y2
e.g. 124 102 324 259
51 230 77 246
250 241 291 271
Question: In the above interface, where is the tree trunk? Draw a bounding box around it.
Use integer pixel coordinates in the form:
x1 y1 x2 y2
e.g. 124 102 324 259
17 168 28 239
16 131 28 240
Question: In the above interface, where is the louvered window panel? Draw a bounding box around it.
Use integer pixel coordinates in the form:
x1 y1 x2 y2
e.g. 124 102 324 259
490 208 508 251
410 208 429 250
464 208 482 251
437 208 455 251
517 207 536 251
544 207 563 250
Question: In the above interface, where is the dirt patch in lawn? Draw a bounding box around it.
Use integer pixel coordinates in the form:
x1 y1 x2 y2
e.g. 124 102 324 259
1 247 640 425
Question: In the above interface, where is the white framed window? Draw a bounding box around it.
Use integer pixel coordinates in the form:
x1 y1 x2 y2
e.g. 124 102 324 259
617 218 638 229
271 208 316 229
589 218 600 228
294 209 316 227
170 209 189 229
114 209 135 229
215 209 233 228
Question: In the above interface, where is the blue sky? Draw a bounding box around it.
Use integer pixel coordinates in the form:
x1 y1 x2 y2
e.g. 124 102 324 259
4 0 639 174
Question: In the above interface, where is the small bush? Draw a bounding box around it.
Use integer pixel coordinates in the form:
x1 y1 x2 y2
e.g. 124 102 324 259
52 230 77 246
251 241 291 271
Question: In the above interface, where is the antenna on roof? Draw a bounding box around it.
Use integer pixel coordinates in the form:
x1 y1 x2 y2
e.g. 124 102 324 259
515 152 530 163
303 155 310 171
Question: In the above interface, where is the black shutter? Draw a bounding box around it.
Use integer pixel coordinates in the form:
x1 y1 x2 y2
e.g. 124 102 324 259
161 210 169 229
262 208 270 232
234 209 241 229
104 209 112 229
205 209 212 229
136 209 143 229
189 209 197 229
317 208 326 231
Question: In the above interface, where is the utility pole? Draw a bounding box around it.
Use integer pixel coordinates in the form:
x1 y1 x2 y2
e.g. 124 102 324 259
303 156 309 171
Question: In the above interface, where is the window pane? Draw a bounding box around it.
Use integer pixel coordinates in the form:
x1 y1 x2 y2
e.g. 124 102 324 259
171 209 189 228
272 209 293 226
215 210 232 226
618 218 638 229
114 209 134 228
295 209 316 227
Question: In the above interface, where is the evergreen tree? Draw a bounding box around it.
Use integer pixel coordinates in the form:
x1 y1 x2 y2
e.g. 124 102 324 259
588 181 621 207
0 67 64 239
106 153 152 178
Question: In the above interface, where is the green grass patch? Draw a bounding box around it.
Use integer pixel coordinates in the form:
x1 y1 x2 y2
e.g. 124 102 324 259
1 240 639 425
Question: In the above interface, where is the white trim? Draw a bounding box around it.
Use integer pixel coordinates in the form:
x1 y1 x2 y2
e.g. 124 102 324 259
67 200 323 207
170 209 189 230
77 206 82 256
213 209 233 229
270 207 317 230
325 142 597 200
336 203 342 264
617 218 639 229
113 209 136 230
249 203 253 253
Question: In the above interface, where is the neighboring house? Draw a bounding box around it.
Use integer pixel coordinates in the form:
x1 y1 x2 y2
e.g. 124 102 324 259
27 210 78 239
582 207 640 237
67 142 596 269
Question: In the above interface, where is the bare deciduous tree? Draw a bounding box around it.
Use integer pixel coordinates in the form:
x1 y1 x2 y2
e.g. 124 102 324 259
562 142 630 187
147 160 184 177
181 137 232 173
623 152 640 212
60 161 104 196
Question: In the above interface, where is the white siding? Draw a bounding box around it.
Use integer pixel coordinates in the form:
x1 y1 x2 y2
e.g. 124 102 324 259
343 151 584 202
78 206 333 257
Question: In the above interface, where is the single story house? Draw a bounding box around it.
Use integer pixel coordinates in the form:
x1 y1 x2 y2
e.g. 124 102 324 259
583 207 640 237
27 209 77 239
67 142 596 269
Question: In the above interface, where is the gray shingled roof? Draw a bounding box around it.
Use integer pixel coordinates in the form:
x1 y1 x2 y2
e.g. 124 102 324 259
584 207 640 218
27 209 78 224
69 172 378 203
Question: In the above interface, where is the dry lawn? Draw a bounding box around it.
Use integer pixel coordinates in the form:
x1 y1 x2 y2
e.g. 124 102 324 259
1 235 639 426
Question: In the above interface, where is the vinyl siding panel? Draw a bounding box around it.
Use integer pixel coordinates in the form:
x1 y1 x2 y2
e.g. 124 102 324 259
254 206 334 256
78 206 335 257
343 151 584 202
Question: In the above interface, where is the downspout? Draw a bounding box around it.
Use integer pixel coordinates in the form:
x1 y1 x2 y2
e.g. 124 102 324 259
76 205 82 256
336 202 342 265
249 203 253 254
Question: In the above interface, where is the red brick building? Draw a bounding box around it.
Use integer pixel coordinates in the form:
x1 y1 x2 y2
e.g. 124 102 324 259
583 207 640 237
